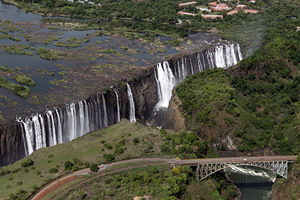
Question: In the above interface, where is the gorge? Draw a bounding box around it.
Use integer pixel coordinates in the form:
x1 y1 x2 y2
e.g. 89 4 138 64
0 42 243 167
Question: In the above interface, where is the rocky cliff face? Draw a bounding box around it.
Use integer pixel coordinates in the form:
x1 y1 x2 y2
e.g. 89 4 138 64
163 89 185 130
129 69 158 122
0 121 25 166
0 67 159 167
0 42 243 167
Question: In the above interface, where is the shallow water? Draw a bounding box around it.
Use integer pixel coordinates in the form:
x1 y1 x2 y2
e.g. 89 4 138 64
0 0 184 119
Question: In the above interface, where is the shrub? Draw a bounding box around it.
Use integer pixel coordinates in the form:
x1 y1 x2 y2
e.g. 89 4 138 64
49 168 59 173
21 158 34 167
78 190 86 199
160 144 171 153
72 165 79 171
119 140 125 146
104 154 115 162
110 181 121 189
17 181 23 186
114 147 125 155
90 164 99 172
105 189 116 196
64 161 73 170
104 143 113 149
133 138 140 145
0 169 11 176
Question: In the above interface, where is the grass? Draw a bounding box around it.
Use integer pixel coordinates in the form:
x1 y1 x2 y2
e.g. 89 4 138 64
0 120 176 199
13 74 35 86
100 49 117 53
0 77 31 98
4 44 33 56
36 47 64 60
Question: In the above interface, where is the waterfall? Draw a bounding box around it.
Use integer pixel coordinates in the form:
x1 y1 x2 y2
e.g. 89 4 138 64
114 90 121 122
96 96 102 129
17 118 36 155
126 82 136 122
155 43 243 109
102 94 108 127
15 42 242 159
155 61 176 108
55 108 63 144
83 100 90 134
17 91 122 156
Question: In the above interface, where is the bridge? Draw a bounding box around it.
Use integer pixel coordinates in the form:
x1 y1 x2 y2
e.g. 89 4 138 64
178 155 298 182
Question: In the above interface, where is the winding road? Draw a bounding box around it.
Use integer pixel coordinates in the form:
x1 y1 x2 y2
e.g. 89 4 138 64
29 156 297 200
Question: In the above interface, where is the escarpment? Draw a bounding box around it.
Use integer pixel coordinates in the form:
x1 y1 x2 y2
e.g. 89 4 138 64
0 42 243 166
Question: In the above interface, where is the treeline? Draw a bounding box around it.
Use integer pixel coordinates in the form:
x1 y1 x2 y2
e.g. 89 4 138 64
176 0 299 155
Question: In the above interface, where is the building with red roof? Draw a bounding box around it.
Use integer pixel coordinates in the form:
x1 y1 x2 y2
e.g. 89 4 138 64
244 9 258 13
178 11 197 16
210 3 232 11
236 4 246 9
209 2 217 6
179 1 197 6
202 15 223 19
227 10 238 15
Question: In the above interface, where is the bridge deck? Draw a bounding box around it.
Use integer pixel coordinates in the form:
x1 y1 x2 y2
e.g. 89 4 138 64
178 155 298 165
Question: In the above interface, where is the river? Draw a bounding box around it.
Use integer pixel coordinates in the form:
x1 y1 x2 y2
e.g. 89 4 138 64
0 0 182 119
225 165 276 200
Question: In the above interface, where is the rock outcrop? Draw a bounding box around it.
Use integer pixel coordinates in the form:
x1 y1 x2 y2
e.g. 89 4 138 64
0 120 25 166
163 89 185 130
129 69 158 122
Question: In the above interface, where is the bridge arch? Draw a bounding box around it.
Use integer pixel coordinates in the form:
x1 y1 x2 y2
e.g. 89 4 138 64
195 161 289 182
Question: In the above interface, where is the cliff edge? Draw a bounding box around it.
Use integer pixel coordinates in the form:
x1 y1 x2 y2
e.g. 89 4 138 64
163 89 185 130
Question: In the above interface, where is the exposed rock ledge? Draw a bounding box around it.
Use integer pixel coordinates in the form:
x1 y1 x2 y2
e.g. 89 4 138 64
163 89 185 130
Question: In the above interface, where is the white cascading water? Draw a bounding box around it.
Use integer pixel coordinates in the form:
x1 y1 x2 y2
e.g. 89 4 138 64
78 101 85 137
96 97 102 129
33 115 46 150
54 108 63 144
83 100 90 134
155 43 243 109
225 165 277 182
47 110 58 146
18 118 35 155
114 90 121 122
17 43 242 157
155 61 177 108
67 103 77 141
17 92 123 156
126 82 136 122
102 94 108 127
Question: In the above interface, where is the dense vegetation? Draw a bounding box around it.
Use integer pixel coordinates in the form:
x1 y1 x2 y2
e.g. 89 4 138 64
177 68 299 154
174 0 299 155
60 165 237 200
0 120 235 200
272 155 300 200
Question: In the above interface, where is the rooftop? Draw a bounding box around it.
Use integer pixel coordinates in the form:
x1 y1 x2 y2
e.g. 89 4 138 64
244 9 259 13
178 11 197 16
227 10 238 15
211 3 232 11
202 15 223 19
179 1 197 6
